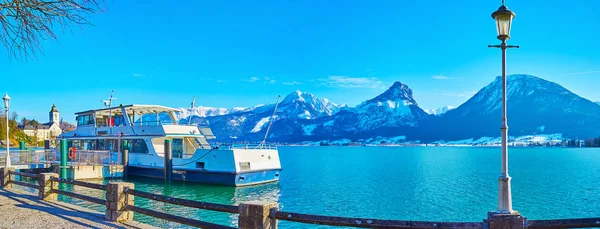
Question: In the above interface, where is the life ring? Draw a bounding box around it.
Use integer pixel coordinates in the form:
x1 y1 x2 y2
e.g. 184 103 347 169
68 147 77 160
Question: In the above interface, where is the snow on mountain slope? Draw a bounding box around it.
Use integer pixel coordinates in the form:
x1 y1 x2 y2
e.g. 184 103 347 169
425 106 455 115
177 106 246 119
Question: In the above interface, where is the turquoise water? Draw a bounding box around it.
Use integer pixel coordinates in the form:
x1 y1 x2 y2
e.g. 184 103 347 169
20 146 600 228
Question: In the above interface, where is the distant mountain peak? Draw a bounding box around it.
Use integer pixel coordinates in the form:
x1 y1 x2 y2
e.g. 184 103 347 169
367 81 417 105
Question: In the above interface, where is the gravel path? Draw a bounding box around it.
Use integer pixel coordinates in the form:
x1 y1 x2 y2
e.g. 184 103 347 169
0 188 154 229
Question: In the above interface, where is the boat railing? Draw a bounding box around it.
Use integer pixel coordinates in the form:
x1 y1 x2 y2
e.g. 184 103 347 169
69 150 120 166
218 144 278 150
0 149 57 165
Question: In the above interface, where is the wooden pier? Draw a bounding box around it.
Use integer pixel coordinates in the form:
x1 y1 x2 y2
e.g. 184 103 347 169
1 167 599 229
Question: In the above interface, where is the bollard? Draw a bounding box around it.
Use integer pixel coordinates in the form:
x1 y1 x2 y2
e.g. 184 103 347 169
122 149 129 179
60 139 68 178
105 182 135 222
0 167 15 189
487 212 525 229
238 201 279 229
164 139 172 182
38 173 59 201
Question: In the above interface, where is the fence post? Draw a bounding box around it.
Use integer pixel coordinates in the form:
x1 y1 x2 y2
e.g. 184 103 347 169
105 182 135 222
238 201 278 229
38 173 59 201
0 167 15 188
487 212 525 229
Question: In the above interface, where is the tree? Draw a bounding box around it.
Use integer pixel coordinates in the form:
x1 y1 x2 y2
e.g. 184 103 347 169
0 0 104 58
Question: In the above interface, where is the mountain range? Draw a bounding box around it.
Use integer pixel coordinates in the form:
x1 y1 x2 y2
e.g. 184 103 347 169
176 74 600 144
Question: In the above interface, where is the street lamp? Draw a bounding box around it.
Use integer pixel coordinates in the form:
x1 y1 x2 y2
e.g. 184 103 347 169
488 0 519 214
3 93 11 168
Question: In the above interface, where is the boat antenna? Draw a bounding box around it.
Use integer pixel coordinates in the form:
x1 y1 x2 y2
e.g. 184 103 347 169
101 90 117 134
188 96 196 125
259 95 281 148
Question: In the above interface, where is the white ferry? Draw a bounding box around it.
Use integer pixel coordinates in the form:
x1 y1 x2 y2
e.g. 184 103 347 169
58 104 281 186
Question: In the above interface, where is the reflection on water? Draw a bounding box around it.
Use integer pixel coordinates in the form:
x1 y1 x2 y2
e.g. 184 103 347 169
50 177 281 228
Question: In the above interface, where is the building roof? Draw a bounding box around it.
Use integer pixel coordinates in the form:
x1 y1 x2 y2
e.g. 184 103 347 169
20 124 51 130
50 104 58 113
75 104 178 116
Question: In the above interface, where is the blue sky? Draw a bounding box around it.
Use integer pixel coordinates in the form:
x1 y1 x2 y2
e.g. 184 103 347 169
2 0 600 122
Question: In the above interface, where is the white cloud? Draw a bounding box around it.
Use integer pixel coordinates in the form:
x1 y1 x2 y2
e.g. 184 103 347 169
247 77 260 82
216 80 227 83
319 76 385 89
132 73 145 77
246 77 276 84
560 70 600 77
444 91 477 97
264 77 276 84
282 81 302 85
432 75 452 80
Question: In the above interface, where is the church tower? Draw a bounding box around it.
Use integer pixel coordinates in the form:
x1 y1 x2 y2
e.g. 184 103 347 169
49 104 59 124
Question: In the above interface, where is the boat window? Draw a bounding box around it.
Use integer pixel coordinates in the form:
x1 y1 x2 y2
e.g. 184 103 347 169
93 139 117 151
76 114 95 126
122 139 149 154
133 112 175 126
172 138 183 158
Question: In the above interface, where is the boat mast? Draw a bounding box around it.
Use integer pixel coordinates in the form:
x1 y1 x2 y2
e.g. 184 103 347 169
188 96 196 125
259 95 281 148
102 90 117 135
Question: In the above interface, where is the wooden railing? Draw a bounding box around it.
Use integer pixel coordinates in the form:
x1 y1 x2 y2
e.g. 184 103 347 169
1 167 599 229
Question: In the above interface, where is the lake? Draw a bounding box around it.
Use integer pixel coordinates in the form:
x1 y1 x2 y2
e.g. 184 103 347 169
30 146 600 228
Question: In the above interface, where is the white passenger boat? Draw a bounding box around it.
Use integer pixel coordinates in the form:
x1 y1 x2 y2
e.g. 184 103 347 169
58 104 281 186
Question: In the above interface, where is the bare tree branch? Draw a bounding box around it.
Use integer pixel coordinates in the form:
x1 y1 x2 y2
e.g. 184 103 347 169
0 0 104 59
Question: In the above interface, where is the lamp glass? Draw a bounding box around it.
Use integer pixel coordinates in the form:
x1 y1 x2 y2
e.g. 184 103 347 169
2 95 9 109
494 13 513 37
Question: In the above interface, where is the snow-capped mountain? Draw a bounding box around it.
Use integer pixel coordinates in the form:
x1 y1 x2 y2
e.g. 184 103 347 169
425 106 455 115
177 106 247 119
278 90 342 119
186 91 343 140
350 81 429 127
418 74 600 142
173 74 600 143
265 81 430 142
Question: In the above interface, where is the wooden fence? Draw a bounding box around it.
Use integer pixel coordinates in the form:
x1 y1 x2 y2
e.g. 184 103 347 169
1 167 599 229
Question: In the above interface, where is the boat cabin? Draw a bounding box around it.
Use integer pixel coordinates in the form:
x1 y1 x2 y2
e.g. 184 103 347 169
59 105 216 158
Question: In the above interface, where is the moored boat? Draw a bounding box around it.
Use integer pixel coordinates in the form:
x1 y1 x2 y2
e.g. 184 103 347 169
59 104 281 186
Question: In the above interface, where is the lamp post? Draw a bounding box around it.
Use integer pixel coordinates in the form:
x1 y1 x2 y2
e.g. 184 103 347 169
3 93 11 168
488 0 518 214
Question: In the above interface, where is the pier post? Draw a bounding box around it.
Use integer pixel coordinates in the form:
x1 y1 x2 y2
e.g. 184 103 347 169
38 173 59 201
19 141 26 163
122 149 129 179
164 139 172 182
60 139 68 179
487 212 525 229
0 167 15 188
238 201 278 229
44 140 51 162
105 182 135 222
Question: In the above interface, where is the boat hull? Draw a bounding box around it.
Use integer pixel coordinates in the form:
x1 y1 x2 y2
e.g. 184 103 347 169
127 166 281 186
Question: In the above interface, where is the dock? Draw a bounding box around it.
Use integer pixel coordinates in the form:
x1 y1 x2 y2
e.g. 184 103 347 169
0 188 154 229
